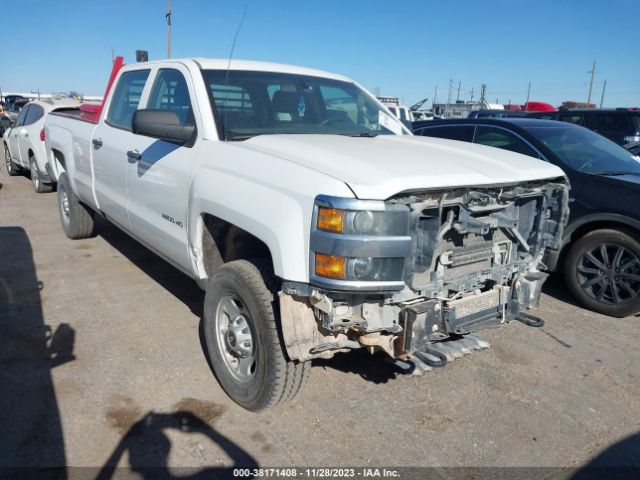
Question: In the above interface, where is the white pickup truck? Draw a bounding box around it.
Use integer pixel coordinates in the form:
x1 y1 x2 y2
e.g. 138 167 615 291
45 58 569 411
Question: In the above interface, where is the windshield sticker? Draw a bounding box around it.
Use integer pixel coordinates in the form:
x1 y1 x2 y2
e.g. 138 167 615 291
378 110 404 135
298 95 306 117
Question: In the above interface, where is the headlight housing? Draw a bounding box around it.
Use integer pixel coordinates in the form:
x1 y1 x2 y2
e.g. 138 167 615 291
310 195 411 290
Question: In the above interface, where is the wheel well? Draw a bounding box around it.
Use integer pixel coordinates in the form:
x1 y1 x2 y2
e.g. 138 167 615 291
201 213 273 279
52 149 66 169
559 220 640 266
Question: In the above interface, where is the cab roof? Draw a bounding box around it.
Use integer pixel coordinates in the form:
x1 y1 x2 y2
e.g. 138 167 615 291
130 58 352 83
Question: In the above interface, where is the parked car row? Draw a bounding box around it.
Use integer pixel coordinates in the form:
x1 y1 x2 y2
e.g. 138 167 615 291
414 118 640 317
2 98 79 192
446 108 640 146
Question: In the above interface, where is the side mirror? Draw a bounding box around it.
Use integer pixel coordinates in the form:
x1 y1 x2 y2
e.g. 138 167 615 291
0 116 12 129
132 109 195 145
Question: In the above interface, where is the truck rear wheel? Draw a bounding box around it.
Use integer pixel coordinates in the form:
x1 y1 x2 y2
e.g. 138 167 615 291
203 259 310 411
57 172 95 239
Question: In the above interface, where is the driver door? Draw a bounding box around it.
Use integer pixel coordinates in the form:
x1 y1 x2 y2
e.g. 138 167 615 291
124 66 200 272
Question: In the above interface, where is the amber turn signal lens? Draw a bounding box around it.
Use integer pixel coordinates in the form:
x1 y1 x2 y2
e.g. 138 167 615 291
315 253 346 279
317 207 345 233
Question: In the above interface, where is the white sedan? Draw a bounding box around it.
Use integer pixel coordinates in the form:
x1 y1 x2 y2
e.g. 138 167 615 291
2 98 78 193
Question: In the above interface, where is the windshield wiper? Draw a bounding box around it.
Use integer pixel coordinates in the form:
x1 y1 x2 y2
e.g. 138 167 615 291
347 132 378 138
228 134 260 141
592 171 635 176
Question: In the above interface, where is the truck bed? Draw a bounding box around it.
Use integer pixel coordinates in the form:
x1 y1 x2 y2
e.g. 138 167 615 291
50 104 101 124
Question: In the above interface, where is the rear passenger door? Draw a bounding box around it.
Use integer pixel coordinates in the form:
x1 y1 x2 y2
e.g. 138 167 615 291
93 68 151 230
124 66 201 272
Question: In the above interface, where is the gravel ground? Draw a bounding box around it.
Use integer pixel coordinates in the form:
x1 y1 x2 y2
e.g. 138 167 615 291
1 144 639 476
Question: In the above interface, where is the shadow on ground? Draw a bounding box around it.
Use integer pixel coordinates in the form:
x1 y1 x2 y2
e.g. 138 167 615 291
572 431 640 479
541 272 585 309
0 226 73 478
97 410 258 479
96 217 204 317
313 349 408 384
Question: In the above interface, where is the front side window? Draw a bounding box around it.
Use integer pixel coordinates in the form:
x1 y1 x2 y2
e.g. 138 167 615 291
107 69 150 130
201 70 407 140
474 126 539 158
528 125 640 175
147 69 195 127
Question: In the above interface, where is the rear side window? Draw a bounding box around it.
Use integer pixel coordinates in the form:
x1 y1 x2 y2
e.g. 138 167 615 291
558 114 586 126
474 126 540 158
24 104 44 126
596 113 629 132
14 105 30 126
107 69 150 130
147 69 195 126
416 125 475 142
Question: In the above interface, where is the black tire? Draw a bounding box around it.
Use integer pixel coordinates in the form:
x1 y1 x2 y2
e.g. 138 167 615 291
57 172 95 239
564 228 640 317
4 143 19 176
30 155 53 193
203 259 310 411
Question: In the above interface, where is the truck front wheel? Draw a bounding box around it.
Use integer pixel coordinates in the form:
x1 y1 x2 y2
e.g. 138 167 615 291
203 259 310 411
57 172 95 239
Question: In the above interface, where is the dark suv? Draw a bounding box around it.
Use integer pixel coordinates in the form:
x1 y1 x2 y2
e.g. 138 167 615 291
527 109 640 146
414 118 640 317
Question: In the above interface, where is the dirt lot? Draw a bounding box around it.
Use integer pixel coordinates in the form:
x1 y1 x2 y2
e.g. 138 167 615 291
1 144 639 475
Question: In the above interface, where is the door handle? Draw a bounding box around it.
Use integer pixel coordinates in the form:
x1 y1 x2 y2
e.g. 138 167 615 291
92 138 103 148
127 150 141 161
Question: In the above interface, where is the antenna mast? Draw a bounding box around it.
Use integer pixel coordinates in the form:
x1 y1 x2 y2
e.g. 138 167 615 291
166 0 172 58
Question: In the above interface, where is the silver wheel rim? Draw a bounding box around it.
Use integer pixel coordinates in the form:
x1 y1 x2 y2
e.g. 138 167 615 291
214 294 257 382
31 160 40 188
577 243 640 305
60 187 70 223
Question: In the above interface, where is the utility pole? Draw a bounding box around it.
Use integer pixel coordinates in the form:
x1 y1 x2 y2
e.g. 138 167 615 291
526 82 531 105
480 84 487 106
469 86 475 102
587 60 597 104
166 0 172 58
433 84 438 108
600 79 607 108
456 81 461 102
447 79 453 104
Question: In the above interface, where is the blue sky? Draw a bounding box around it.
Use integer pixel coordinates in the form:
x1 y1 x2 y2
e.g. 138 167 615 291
1 0 638 107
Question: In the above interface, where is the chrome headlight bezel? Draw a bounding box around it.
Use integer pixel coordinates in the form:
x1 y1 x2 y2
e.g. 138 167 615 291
310 195 411 291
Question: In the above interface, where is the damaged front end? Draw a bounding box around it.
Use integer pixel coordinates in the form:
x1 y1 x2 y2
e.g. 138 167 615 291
281 178 569 363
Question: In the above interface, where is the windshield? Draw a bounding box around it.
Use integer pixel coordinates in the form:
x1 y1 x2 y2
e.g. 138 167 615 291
201 70 407 140
527 124 640 175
